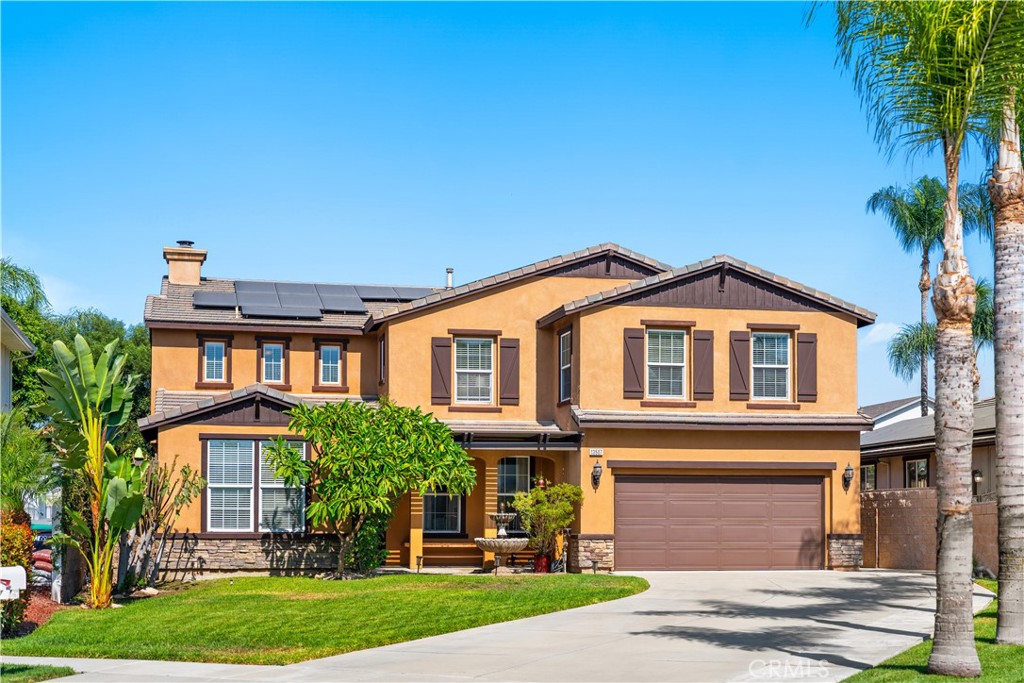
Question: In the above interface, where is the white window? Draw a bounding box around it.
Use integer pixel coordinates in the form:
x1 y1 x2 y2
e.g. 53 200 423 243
498 456 531 532
647 329 686 398
204 341 225 382
455 338 493 404
258 442 305 532
559 330 572 402
320 345 341 385
263 343 284 383
207 440 254 532
752 332 790 400
422 489 461 534
379 335 386 383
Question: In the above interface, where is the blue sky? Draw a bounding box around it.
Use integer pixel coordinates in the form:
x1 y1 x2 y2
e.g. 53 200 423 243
1 2 996 405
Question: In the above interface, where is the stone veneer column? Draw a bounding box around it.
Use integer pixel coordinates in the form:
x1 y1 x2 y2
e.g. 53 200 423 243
408 492 423 570
827 533 864 570
569 534 615 572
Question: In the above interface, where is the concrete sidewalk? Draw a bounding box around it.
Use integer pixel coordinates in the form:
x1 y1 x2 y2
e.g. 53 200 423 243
2 571 994 683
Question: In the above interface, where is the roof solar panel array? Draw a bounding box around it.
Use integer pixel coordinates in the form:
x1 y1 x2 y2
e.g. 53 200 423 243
191 280 433 320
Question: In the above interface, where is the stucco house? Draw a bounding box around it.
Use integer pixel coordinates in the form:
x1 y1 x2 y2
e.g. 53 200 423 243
141 241 875 574
1 307 36 412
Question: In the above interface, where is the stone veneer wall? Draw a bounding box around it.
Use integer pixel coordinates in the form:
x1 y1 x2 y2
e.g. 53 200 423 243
569 534 614 572
827 534 864 570
159 534 340 581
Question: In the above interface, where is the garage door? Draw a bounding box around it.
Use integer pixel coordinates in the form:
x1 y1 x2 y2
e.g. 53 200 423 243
614 475 824 570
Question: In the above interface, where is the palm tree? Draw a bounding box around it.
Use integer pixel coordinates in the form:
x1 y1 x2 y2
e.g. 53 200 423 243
0 409 57 525
867 177 986 414
829 2 1014 675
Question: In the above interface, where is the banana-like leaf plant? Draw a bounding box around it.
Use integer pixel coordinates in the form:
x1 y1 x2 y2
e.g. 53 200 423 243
39 335 146 608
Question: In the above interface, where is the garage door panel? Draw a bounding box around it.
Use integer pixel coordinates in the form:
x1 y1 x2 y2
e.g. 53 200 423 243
615 475 824 571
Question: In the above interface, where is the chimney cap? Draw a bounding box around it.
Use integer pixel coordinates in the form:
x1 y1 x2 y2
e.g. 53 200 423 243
176 240 195 248
445 267 454 274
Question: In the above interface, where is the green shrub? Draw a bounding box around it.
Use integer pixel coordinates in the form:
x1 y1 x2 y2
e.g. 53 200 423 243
512 482 584 558
345 511 391 574
1 519 34 635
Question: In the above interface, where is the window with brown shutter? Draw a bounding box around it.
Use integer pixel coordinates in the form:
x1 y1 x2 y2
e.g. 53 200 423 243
729 331 751 400
796 332 818 402
499 338 520 406
692 330 714 400
623 328 645 399
430 337 452 404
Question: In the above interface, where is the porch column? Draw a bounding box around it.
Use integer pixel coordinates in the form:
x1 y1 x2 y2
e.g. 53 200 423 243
481 454 499 567
408 491 423 571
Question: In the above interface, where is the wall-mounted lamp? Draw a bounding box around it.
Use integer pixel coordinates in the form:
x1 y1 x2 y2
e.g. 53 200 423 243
973 469 983 484
591 461 603 489
416 555 423 573
842 464 855 492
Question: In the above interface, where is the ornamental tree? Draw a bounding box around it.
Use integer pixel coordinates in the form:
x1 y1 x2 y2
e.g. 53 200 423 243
263 397 476 577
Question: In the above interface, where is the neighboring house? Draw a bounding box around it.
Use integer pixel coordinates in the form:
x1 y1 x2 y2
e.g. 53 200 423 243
1 307 36 412
860 396 934 431
860 397 996 496
141 241 875 575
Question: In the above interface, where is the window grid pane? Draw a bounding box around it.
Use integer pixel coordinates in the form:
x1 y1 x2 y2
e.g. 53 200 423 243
205 342 225 381
208 440 253 485
559 331 572 402
647 330 685 398
210 488 251 531
752 333 790 400
263 344 283 383
320 346 340 384
498 457 531 532
423 491 461 533
455 339 493 403
259 488 304 532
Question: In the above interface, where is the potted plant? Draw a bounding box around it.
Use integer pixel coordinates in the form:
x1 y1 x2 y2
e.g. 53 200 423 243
511 480 583 573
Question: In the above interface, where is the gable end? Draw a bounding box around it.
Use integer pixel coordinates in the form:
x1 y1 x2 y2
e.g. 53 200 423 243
550 253 664 279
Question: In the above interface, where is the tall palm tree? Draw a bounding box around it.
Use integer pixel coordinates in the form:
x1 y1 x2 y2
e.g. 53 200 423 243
867 178 986 414
829 2 1013 675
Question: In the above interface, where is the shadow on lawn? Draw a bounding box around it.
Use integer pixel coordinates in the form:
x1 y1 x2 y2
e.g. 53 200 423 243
630 572 947 672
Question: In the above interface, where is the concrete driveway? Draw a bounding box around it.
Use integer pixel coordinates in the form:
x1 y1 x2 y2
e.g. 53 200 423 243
3 570 994 683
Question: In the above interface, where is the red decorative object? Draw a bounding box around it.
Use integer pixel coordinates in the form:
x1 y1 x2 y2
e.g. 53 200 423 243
533 554 550 573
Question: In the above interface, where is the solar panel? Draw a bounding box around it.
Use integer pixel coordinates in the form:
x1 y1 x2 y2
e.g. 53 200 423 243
393 287 435 301
234 281 280 307
316 284 367 313
239 304 323 319
354 285 400 301
193 291 238 308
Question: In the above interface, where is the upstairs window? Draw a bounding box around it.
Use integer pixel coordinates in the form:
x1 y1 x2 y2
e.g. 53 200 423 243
455 338 493 404
204 341 226 382
320 345 341 385
559 330 572 402
647 329 686 398
752 332 790 400
262 342 285 384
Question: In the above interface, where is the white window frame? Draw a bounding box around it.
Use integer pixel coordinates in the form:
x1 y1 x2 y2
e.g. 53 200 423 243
379 335 386 384
861 464 877 491
905 458 929 489
320 344 341 385
558 330 572 402
498 456 532 532
204 341 226 382
422 489 462 534
645 328 687 399
751 332 791 401
454 337 494 405
206 440 255 533
258 441 306 533
262 342 285 384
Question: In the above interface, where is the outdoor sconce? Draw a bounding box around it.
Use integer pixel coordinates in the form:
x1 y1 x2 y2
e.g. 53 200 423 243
591 461 603 489
416 555 423 574
842 464 855 492
973 469 984 484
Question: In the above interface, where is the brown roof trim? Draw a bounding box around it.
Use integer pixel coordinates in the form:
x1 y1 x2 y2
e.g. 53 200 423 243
148 321 365 336
448 328 502 337
641 319 696 328
572 406 872 432
538 256 877 329
607 460 838 470
138 384 301 436
861 431 995 457
366 243 671 330
747 323 801 331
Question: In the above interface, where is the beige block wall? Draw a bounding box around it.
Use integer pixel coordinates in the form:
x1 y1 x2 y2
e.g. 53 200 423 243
576 428 862 537
577 306 859 414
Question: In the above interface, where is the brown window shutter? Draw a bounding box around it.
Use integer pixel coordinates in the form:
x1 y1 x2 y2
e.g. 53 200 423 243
729 331 751 401
499 338 520 406
692 330 714 401
623 328 645 399
797 332 818 402
430 337 452 405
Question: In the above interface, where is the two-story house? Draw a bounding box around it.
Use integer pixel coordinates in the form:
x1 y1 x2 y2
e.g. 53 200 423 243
141 241 875 575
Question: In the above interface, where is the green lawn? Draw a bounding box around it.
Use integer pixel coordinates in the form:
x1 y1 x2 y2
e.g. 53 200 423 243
846 580 1023 683
3 573 648 665
0 664 76 683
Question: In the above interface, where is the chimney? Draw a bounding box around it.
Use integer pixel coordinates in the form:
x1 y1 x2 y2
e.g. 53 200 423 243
445 267 454 289
163 240 208 286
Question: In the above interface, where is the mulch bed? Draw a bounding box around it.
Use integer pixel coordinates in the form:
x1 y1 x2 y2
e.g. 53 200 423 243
14 588 71 637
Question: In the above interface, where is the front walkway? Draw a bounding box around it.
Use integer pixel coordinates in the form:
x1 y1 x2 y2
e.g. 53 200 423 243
3 571 994 683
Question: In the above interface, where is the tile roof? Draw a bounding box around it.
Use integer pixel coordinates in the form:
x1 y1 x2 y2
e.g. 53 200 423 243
861 397 996 453
571 407 872 431
368 243 672 326
539 255 877 328
859 396 930 421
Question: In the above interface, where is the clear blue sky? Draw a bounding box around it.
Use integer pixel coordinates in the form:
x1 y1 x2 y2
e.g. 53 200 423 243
1 2 996 405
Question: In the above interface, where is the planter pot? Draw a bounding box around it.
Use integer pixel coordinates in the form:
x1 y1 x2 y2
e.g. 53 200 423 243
533 554 550 573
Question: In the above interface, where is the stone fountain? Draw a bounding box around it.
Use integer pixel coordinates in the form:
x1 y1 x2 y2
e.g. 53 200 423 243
474 504 529 572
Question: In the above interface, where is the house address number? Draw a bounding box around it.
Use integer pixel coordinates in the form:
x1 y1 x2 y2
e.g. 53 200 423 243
589 448 604 457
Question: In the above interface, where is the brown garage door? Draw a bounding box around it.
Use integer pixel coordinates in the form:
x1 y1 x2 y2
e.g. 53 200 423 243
614 475 824 570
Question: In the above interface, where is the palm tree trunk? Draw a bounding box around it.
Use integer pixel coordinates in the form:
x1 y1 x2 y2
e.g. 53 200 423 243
920 251 932 416
927 144 981 677
989 91 1024 646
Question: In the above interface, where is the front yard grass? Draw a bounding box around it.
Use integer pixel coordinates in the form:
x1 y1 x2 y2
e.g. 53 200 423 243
0 664 76 683
2 573 648 665
846 580 1023 683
